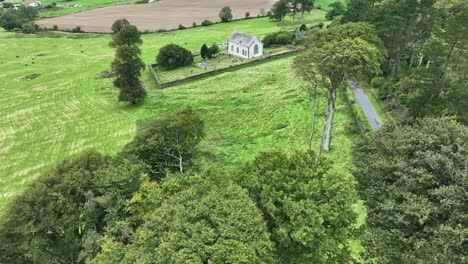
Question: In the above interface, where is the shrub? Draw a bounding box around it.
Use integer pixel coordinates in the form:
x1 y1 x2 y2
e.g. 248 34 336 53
317 22 324 29
275 33 292 45
263 31 293 47
178 24 186 30
299 24 307 31
52 25 59 30
156 44 193 70
208 44 219 58
245 11 250 18
71 26 82 33
201 20 213 26
192 22 196 27
371 76 385 89
21 22 37 34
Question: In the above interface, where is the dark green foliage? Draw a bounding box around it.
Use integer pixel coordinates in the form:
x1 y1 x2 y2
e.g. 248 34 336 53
21 22 37 34
124 108 204 179
245 11 250 18
0 11 23 31
238 151 359 263
263 31 293 47
111 45 147 104
156 44 193 70
0 151 147 264
207 43 219 59
274 33 292 45
110 22 146 104
111 24 142 47
219 6 233 22
111 18 130 33
17 5 38 21
201 19 213 26
271 0 289 21
354 117 468 263
92 174 274 263
299 23 307 31
200 43 208 59
370 76 384 89
326 1 345 20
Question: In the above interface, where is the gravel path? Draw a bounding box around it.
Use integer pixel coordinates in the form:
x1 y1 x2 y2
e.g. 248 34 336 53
347 78 383 132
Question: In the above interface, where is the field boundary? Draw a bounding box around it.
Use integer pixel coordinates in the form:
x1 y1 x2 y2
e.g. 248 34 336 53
150 48 305 88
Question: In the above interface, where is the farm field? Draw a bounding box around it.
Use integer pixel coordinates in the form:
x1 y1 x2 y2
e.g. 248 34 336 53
0 13 356 211
36 0 277 32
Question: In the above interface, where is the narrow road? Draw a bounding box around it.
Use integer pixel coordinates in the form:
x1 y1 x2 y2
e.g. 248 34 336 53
347 78 383 132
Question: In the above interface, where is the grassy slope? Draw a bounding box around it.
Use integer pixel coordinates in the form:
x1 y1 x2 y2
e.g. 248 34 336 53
0 12 356 209
315 0 346 9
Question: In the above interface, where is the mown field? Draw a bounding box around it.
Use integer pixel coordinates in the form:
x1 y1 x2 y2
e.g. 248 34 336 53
0 13 357 213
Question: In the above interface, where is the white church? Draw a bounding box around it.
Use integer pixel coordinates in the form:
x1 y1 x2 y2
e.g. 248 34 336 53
227 32 263 59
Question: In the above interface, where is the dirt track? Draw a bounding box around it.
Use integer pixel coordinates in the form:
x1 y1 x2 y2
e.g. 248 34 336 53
36 0 277 33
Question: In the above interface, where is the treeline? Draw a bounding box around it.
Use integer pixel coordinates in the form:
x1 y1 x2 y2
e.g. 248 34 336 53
0 4 38 32
0 109 362 263
337 0 467 124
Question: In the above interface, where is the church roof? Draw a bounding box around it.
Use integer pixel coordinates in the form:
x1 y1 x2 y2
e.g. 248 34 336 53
228 32 258 47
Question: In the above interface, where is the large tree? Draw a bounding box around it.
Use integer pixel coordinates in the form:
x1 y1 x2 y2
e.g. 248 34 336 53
270 0 290 21
124 108 204 179
294 22 384 156
354 117 468 263
219 6 233 22
238 150 359 263
0 151 147 264
110 22 147 104
91 174 274 264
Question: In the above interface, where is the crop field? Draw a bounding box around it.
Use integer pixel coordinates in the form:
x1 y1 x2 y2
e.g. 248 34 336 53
0 13 357 212
36 0 277 32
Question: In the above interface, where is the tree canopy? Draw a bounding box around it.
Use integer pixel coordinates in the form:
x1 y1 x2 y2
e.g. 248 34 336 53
238 151 359 263
219 6 233 22
354 117 468 263
156 44 194 70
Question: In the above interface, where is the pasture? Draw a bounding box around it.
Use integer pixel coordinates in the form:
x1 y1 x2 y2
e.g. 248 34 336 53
0 13 356 211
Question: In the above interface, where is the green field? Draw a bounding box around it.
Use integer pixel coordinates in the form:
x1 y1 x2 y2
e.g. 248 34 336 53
0 12 357 211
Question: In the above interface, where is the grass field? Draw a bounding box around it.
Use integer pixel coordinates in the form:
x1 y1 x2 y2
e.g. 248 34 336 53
0 12 357 210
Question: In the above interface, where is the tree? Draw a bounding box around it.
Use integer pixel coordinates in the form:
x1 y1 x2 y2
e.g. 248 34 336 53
238 150 359 263
156 44 193 70
200 43 208 59
0 11 22 31
92 174 274 264
219 6 233 22
326 1 345 20
297 0 314 17
207 43 219 59
17 5 38 21
271 0 289 21
0 151 147 264
111 18 130 33
245 11 250 18
294 23 384 156
111 45 147 104
124 108 204 179
354 117 468 263
110 22 147 104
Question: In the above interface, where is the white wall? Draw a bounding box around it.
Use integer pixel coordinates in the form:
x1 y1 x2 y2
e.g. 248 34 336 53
227 39 263 59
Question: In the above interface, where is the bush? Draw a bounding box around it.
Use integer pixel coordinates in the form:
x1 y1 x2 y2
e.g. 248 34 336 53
371 76 385 89
275 33 292 45
178 24 186 30
52 25 59 30
201 20 213 26
71 26 82 33
21 22 37 34
208 44 219 58
299 24 307 31
263 31 293 47
156 44 193 70
192 22 196 27
245 11 250 18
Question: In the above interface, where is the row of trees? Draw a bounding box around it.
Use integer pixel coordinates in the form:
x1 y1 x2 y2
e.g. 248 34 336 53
0 109 362 263
270 0 315 21
339 0 468 124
